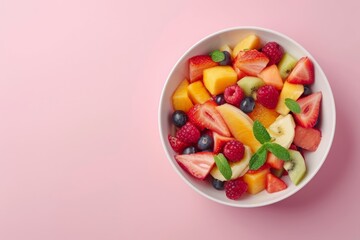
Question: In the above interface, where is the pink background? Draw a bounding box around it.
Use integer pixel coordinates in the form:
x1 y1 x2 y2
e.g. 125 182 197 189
1 0 359 239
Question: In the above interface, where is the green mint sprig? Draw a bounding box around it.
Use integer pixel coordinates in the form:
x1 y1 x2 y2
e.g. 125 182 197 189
214 153 232 180
285 98 301 114
249 120 291 170
210 50 225 62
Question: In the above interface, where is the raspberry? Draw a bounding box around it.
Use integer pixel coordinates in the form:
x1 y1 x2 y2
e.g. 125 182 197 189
225 178 248 200
256 85 279 109
261 42 284 65
168 135 189 153
176 122 201 144
224 85 244 106
223 140 245 162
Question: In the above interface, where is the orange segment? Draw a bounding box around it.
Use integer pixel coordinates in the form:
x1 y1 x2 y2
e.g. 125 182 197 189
172 79 194 112
187 81 211 104
248 103 279 128
216 104 261 152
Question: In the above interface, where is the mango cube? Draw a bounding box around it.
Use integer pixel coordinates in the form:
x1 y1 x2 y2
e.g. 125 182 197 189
172 79 193 112
276 81 304 115
187 81 211 104
232 34 261 58
243 167 270 194
203 66 237 95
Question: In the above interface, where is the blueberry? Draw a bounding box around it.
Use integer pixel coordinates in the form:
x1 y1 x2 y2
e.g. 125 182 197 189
240 97 255 113
182 146 196 154
172 110 188 127
219 51 232 66
214 94 226 105
197 134 213 151
302 85 312 97
212 178 225 190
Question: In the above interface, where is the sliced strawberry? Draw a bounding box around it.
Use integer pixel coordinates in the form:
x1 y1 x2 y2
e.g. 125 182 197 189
266 152 284 170
189 55 218 82
188 101 231 137
168 135 189 153
289 144 298 150
294 92 322 128
246 163 271 174
266 173 287 193
175 152 215 180
233 50 269 76
213 132 234 154
293 125 322 151
287 57 314 84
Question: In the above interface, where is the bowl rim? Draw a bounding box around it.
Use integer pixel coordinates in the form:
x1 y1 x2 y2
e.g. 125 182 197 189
158 26 336 207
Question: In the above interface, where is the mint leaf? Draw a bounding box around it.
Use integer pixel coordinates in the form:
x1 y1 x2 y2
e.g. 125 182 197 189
253 120 271 144
266 143 291 161
285 98 301 114
214 153 232 180
210 50 225 62
249 145 267 170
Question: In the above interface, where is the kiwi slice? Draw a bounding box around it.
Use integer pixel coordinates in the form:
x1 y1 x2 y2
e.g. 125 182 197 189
237 77 265 96
277 53 298 79
283 150 307 185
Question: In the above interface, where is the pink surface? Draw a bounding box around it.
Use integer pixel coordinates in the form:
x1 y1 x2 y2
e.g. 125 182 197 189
0 0 359 239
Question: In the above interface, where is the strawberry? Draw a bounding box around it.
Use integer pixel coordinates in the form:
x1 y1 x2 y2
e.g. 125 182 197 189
287 57 314 84
233 50 269 76
213 132 234 154
293 125 322 151
188 101 231 137
246 163 271 174
294 92 322 128
168 135 189 153
266 173 287 193
266 152 284 170
189 55 218 82
175 152 215 180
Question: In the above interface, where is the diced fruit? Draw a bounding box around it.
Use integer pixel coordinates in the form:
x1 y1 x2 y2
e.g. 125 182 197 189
197 133 214 151
283 150 307 185
219 51 232 66
266 173 287 193
240 97 255 113
172 110 188 127
176 122 201 144
234 50 269 76
203 66 238 95
213 132 235 154
266 152 284 170
243 166 270 194
232 34 261 58
211 146 251 181
182 146 196 154
187 81 211 104
225 178 248 200
261 42 284 65
267 114 295 149
275 81 304 115
172 79 194 112
224 85 245 106
175 152 215 180
233 65 247 80
256 85 279 109
287 57 314 85
277 53 298 79
248 103 279 128
211 178 225 190
214 94 226 105
237 76 265 96
257 65 283 90
219 44 232 55
223 140 245 162
189 55 218 82
293 125 321 151
293 92 322 128
188 101 231 137
216 104 261 152
168 135 189 153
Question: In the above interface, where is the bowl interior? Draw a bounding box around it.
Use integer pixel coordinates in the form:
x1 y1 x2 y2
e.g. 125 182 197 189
159 27 336 207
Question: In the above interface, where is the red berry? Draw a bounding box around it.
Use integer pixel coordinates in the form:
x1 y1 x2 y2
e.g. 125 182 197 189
224 85 244 106
168 135 189 153
225 178 248 200
261 42 284 65
176 122 201 144
256 85 279 109
223 140 245 162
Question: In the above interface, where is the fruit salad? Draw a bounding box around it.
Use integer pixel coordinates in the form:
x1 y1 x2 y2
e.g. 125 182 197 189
168 34 322 200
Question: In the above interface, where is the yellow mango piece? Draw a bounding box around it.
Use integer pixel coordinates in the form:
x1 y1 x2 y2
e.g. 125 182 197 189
276 81 304 115
248 103 279 128
187 81 211 104
203 66 237 95
219 44 233 56
232 34 261 59
243 168 270 194
172 79 194 112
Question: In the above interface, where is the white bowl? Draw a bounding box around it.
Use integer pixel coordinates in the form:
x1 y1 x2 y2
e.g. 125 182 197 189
158 26 336 207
